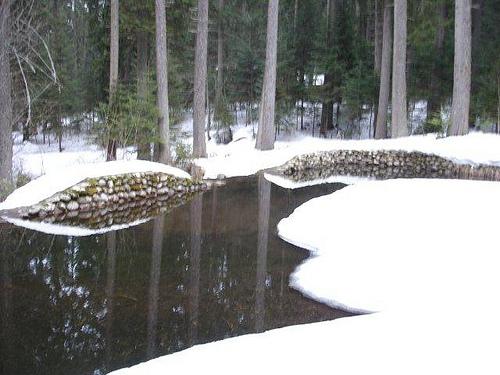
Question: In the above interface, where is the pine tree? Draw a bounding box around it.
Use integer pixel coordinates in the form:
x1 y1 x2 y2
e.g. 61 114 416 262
391 0 408 137
155 0 170 163
448 0 472 136
0 0 13 189
256 0 279 150
375 0 392 139
193 0 209 158
107 0 119 160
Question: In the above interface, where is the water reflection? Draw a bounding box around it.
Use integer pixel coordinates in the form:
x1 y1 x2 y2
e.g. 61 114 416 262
0 177 353 375
147 217 164 359
105 231 116 371
255 175 270 333
1 227 13 375
188 195 202 345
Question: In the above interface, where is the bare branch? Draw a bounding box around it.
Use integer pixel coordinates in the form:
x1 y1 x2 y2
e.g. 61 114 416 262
13 47 32 131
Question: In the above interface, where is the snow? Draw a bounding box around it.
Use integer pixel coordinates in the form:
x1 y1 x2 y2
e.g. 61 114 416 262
197 132 500 179
111 178 500 375
12 131 137 178
2 216 150 237
263 172 372 189
0 160 190 211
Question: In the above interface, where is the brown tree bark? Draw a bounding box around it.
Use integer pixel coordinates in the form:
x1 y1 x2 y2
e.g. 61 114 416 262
193 0 208 158
155 0 171 163
391 0 408 137
375 0 392 139
448 0 472 136
0 0 12 188
256 0 279 150
106 0 119 161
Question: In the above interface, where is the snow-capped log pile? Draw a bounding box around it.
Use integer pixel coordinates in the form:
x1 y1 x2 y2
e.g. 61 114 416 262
279 149 500 182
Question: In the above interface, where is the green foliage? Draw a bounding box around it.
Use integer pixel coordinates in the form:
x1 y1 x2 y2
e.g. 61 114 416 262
6 0 500 150
173 142 193 168
423 113 445 134
214 94 234 130
97 82 158 151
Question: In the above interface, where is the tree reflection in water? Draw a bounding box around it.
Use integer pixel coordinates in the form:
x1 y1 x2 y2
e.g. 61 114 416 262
255 175 271 333
147 216 164 359
0 177 353 375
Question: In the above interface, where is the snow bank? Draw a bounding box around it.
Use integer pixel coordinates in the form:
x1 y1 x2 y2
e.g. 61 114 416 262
2 216 150 237
111 178 500 374
111 308 500 375
264 172 372 189
197 132 500 179
278 179 500 313
0 160 190 210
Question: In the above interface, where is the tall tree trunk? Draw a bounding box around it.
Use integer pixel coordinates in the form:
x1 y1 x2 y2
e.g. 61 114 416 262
0 0 12 188
256 0 279 150
391 0 408 137
375 0 392 139
427 1 446 117
107 0 119 161
215 0 224 110
137 21 150 160
155 0 171 163
193 0 208 158
448 0 472 136
214 0 224 139
319 0 336 137
374 0 383 75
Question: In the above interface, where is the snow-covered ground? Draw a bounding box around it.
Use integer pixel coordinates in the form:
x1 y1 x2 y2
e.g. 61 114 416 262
112 178 500 375
12 130 137 179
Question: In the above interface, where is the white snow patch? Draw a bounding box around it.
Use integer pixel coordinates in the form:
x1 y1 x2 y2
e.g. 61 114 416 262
279 179 500 313
264 172 372 189
2 216 150 237
0 160 190 210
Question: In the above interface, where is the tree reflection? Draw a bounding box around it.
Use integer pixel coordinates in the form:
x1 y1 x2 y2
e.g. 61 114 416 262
255 174 271 333
0 227 13 374
188 194 203 345
105 231 117 371
147 216 165 359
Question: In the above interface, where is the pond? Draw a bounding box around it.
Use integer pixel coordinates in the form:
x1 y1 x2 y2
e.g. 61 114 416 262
0 176 352 375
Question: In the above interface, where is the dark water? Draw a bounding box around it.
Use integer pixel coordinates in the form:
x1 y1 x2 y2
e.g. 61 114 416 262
0 176 351 375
